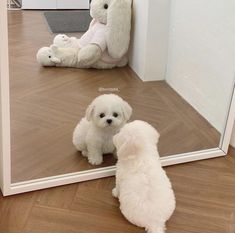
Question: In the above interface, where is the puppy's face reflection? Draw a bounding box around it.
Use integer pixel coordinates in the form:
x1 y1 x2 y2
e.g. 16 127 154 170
93 106 125 128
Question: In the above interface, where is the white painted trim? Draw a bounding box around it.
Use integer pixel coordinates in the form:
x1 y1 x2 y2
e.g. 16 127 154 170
7 148 225 196
219 78 235 153
0 0 12 196
0 0 234 196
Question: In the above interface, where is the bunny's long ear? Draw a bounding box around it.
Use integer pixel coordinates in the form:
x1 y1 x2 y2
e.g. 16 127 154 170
106 0 132 59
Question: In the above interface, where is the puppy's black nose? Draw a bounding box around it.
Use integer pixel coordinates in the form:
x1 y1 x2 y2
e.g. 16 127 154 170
107 119 112 124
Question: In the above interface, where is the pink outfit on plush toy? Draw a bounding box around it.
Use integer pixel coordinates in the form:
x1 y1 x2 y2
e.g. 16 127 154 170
79 19 123 64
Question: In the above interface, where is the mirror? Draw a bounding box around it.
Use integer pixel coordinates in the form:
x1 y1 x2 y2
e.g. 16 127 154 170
6 0 235 186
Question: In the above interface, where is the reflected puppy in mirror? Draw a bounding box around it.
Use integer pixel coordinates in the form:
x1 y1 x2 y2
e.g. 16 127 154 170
73 94 132 165
113 120 175 233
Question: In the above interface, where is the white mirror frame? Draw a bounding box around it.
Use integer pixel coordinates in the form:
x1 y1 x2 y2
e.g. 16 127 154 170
1 0 235 196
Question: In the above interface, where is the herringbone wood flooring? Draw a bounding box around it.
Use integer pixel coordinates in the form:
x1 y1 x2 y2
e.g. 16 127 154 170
8 11 220 183
1 148 235 233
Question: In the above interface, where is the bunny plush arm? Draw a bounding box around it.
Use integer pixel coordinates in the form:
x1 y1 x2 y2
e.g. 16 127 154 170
52 22 105 67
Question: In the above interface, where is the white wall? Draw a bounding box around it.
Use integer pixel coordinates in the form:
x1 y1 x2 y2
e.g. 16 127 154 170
128 0 148 80
129 0 170 81
21 0 89 9
166 0 235 133
230 124 235 147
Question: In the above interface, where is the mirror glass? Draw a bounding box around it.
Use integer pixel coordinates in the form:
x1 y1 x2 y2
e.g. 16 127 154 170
7 0 235 183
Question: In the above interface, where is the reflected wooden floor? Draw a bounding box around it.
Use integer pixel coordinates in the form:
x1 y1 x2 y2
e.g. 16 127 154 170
8 11 220 183
1 148 235 233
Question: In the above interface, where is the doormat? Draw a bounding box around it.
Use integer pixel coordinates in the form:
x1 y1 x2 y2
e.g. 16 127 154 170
43 10 92 33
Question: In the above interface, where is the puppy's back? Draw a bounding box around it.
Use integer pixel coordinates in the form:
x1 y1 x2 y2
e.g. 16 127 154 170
118 155 175 228
72 118 90 151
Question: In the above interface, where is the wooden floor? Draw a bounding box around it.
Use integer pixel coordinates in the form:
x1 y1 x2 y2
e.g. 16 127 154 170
1 148 235 233
8 11 220 183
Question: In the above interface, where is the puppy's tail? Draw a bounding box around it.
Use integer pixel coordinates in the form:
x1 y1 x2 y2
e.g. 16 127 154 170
147 224 166 233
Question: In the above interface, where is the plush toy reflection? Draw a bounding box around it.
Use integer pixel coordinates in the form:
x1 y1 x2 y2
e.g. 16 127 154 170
113 121 176 233
73 94 132 165
36 0 132 69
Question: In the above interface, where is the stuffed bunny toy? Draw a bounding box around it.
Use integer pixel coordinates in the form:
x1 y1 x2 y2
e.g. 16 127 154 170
37 0 132 69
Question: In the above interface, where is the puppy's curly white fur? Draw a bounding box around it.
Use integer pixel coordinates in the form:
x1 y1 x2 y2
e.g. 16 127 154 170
73 94 132 165
113 120 176 233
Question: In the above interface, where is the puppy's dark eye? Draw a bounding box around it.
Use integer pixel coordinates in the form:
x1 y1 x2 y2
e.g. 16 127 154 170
100 113 105 118
113 112 118 118
104 3 108 9
48 55 51 58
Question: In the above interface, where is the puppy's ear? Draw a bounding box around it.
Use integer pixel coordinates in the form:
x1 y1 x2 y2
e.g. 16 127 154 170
85 104 95 121
113 133 119 148
122 101 132 121
117 135 142 160
154 130 160 144
149 124 160 144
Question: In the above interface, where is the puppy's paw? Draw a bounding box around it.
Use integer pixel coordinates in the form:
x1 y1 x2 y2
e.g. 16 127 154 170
147 226 165 233
81 151 88 157
88 155 103 165
112 188 118 198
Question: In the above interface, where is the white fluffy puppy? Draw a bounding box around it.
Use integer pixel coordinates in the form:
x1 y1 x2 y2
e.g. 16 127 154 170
53 34 80 49
73 94 132 165
112 120 175 233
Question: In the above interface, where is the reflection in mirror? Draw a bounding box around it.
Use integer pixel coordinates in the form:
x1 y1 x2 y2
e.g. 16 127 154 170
8 0 235 183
